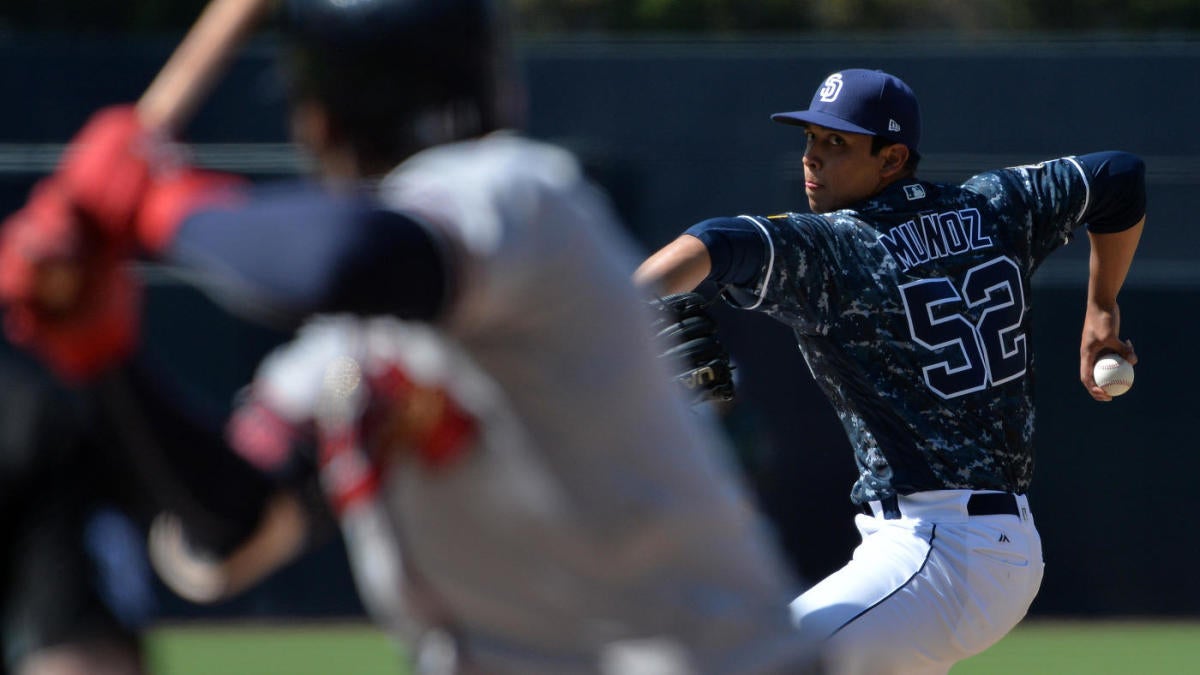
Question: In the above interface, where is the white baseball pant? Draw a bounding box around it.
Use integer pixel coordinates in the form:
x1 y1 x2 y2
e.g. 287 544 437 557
790 490 1043 675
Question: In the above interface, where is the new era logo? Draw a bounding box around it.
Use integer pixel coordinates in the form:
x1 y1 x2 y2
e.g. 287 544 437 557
888 119 901 132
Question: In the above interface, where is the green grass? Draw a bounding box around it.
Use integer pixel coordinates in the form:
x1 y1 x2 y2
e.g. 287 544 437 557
145 622 409 675
953 620 1200 674
146 619 1200 675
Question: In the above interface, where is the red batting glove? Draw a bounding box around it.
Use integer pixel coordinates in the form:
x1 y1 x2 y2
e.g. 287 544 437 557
137 167 247 253
57 105 154 245
0 181 82 304
57 104 246 255
3 259 142 383
0 181 141 382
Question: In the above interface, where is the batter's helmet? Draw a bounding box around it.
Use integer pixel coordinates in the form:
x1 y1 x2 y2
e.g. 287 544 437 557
279 0 520 168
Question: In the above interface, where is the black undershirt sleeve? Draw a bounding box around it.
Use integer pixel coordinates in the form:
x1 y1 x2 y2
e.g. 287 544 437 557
1075 151 1146 234
684 216 769 287
167 182 450 328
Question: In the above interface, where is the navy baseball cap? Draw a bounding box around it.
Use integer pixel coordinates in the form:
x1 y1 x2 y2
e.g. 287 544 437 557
771 68 921 152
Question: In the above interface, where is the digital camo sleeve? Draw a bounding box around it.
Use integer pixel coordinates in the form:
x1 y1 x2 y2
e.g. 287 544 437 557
964 156 1094 268
724 212 859 333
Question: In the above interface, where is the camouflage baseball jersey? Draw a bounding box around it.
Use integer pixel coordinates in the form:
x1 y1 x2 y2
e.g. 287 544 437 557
717 158 1092 504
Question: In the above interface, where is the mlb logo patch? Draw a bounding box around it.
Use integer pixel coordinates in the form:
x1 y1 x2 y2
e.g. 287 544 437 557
903 184 926 201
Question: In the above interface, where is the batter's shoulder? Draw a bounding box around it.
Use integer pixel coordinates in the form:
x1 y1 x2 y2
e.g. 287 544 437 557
401 133 584 187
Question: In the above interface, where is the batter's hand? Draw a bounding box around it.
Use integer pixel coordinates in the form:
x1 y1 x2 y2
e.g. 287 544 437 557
148 494 311 606
148 512 230 604
1079 300 1137 402
59 104 245 254
0 181 141 382
0 181 84 308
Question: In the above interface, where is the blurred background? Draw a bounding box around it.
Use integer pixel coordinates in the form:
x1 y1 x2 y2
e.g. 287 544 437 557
0 0 1197 670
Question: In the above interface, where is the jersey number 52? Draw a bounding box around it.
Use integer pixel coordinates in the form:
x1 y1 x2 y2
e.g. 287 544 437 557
898 256 1027 399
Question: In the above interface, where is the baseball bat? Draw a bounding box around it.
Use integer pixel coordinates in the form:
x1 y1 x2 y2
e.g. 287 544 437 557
92 2 279 563
137 0 277 133
37 0 274 312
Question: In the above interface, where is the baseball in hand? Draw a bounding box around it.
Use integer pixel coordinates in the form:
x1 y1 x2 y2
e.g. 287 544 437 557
1093 354 1134 397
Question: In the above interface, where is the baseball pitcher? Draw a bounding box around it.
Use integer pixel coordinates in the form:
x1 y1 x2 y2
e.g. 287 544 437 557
636 68 1145 674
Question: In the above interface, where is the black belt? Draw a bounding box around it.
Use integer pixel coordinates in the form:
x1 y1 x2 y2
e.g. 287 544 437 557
860 492 1021 520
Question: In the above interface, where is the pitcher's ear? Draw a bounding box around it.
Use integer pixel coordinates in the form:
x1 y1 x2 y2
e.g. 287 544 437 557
880 143 910 176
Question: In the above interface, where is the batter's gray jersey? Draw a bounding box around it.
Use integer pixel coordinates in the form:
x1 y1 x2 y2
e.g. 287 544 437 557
244 134 813 674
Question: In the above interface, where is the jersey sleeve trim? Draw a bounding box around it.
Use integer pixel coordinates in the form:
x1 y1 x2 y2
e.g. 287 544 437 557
1073 152 1147 233
1064 156 1092 226
736 215 774 310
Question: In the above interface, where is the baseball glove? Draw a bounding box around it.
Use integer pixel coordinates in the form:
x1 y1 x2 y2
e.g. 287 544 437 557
647 292 736 404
